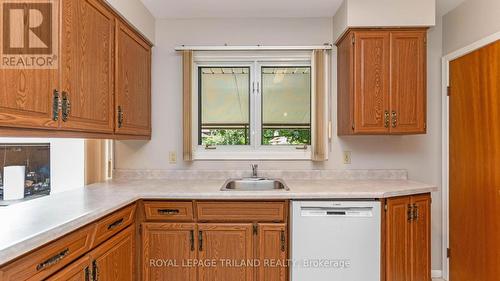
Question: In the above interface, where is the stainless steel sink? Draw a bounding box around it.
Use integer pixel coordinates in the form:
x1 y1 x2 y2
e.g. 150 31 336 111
221 178 289 191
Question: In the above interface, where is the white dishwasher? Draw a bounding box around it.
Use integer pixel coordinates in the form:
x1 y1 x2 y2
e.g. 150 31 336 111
291 201 381 281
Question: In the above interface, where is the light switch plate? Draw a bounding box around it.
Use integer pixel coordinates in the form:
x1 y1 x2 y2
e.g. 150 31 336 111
169 151 177 164
343 151 351 164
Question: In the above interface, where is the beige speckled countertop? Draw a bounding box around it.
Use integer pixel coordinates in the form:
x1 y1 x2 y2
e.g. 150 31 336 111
0 177 436 266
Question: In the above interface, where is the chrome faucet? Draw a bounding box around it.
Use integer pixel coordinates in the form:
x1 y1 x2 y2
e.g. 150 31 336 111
251 164 258 178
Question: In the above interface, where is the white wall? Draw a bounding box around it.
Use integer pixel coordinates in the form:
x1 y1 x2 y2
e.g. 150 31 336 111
105 0 155 43
114 16 443 272
333 0 436 41
443 0 500 54
0 138 85 194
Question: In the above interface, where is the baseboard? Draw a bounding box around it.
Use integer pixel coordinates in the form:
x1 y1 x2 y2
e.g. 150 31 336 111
432 270 443 278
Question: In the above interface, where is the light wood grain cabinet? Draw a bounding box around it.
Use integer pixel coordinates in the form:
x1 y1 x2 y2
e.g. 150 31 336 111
115 22 152 136
0 0 152 138
140 201 288 281
337 28 427 135
384 194 431 281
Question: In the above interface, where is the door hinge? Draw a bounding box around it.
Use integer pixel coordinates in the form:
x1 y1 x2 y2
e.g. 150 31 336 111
447 248 451 258
447 86 451 96
253 223 258 235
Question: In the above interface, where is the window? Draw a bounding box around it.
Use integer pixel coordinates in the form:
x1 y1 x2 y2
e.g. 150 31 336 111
184 50 329 160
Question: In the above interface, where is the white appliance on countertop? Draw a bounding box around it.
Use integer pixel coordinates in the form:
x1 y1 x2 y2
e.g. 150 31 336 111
291 200 381 281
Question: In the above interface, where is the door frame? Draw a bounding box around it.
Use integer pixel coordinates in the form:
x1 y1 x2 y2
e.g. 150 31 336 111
441 30 500 281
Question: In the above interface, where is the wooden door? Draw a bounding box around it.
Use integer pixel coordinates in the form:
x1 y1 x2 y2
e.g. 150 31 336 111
142 223 197 281
115 22 151 136
46 255 91 281
198 224 254 281
390 31 426 134
89 225 135 281
410 194 431 281
59 0 115 133
449 40 500 281
0 67 58 129
257 224 287 281
353 31 390 134
385 196 411 281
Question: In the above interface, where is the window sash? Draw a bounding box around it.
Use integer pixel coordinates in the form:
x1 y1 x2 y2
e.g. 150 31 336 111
191 53 316 160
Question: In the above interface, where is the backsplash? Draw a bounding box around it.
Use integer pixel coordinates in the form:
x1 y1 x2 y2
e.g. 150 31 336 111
114 169 408 181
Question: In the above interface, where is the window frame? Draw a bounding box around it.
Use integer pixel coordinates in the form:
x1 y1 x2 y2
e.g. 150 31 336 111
191 51 313 160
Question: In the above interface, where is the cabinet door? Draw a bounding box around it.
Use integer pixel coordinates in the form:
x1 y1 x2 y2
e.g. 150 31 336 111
115 22 151 136
0 71 58 130
198 224 254 281
411 194 431 281
257 224 287 281
46 255 91 281
353 31 390 134
389 31 426 134
385 196 412 281
90 225 135 281
142 223 197 281
59 0 115 133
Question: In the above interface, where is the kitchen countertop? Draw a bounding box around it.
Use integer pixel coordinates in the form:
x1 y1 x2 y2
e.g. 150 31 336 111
0 178 437 266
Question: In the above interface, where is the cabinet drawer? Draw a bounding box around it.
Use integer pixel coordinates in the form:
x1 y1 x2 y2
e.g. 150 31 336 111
197 202 286 222
0 224 95 281
92 204 136 247
144 201 194 221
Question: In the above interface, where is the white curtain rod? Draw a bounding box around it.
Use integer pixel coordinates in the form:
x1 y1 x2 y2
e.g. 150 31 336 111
174 45 332 51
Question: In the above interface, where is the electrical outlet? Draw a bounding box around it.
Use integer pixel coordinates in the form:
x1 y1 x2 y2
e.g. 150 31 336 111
169 151 177 164
343 151 352 164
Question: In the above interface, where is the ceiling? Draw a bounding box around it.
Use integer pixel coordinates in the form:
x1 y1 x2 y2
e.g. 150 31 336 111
437 0 466 16
141 0 344 19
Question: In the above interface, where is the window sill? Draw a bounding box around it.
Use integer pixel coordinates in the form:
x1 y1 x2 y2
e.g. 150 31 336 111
192 149 312 160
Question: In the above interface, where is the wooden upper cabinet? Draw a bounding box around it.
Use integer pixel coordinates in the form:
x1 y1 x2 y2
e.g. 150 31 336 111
353 31 390 134
59 0 115 133
198 224 254 281
0 67 59 130
390 31 426 134
337 28 427 135
115 21 152 137
0 0 152 139
142 223 197 281
385 194 431 281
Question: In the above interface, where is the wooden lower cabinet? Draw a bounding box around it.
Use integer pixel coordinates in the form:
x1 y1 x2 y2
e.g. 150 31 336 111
46 256 91 281
142 223 197 281
198 224 254 281
385 194 431 281
46 225 135 281
257 224 287 281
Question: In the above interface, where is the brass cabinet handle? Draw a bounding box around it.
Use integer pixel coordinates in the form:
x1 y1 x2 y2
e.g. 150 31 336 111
157 209 180 215
107 218 124 230
117 106 124 128
190 230 195 251
84 266 90 281
61 92 71 122
198 231 203 251
280 230 286 252
384 110 390 128
52 90 60 121
92 260 99 281
36 248 69 271
407 204 413 221
413 204 419 221
391 111 397 128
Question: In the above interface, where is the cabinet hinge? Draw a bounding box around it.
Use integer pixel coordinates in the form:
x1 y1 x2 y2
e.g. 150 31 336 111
384 203 388 212
447 86 451 97
253 224 258 235
351 35 355 45
447 248 451 258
